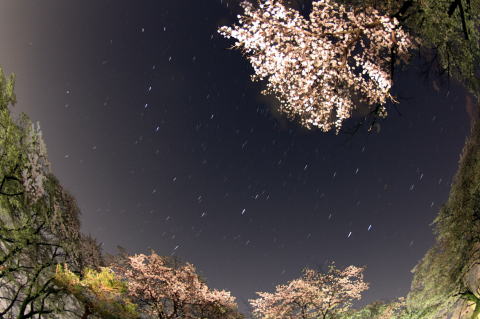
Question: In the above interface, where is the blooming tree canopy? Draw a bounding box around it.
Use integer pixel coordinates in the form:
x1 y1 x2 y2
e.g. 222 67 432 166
249 264 368 319
112 252 240 319
219 0 414 132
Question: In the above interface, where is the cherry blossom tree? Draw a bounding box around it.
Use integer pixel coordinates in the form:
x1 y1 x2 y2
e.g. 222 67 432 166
111 252 241 319
219 0 414 132
249 264 368 319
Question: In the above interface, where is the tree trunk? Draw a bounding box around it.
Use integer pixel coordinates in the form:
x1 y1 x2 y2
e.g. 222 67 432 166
81 304 92 319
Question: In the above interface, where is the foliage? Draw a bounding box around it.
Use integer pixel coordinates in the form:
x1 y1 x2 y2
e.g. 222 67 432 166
407 116 480 317
110 251 241 319
405 0 480 96
336 0 480 97
0 68 59 318
219 0 414 132
220 0 480 131
249 264 368 319
0 67 104 318
54 264 139 319
342 298 409 319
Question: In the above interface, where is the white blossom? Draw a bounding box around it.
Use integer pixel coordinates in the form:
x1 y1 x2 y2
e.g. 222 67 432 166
112 252 239 319
249 264 368 319
219 0 414 132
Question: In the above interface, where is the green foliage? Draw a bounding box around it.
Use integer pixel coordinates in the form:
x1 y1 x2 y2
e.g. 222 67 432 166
407 118 480 317
0 68 16 109
0 68 63 318
55 264 139 319
341 298 410 319
406 0 480 96
339 0 480 97
0 66 105 318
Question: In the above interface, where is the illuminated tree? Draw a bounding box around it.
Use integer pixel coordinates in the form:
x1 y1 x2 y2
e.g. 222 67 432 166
345 298 407 319
219 0 414 132
249 264 368 319
54 264 139 319
407 118 480 318
0 67 104 318
400 0 480 96
0 69 63 319
111 252 241 319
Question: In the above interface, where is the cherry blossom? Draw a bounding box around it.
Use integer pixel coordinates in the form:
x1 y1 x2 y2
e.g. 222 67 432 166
249 264 368 319
112 252 239 319
219 0 414 132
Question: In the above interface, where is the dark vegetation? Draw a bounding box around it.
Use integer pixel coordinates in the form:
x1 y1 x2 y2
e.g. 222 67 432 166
0 0 480 318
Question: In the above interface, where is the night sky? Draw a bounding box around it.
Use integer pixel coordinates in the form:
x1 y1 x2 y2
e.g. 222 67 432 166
0 0 472 314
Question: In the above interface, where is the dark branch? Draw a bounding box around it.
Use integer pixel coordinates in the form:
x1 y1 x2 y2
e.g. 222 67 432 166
447 0 469 40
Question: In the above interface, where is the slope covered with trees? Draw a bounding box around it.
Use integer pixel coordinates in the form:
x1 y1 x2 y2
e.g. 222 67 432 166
0 68 106 318
0 69 242 319
337 120 480 318
406 114 480 318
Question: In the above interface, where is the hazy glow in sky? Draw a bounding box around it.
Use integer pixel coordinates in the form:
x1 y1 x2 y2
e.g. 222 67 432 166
0 0 471 313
